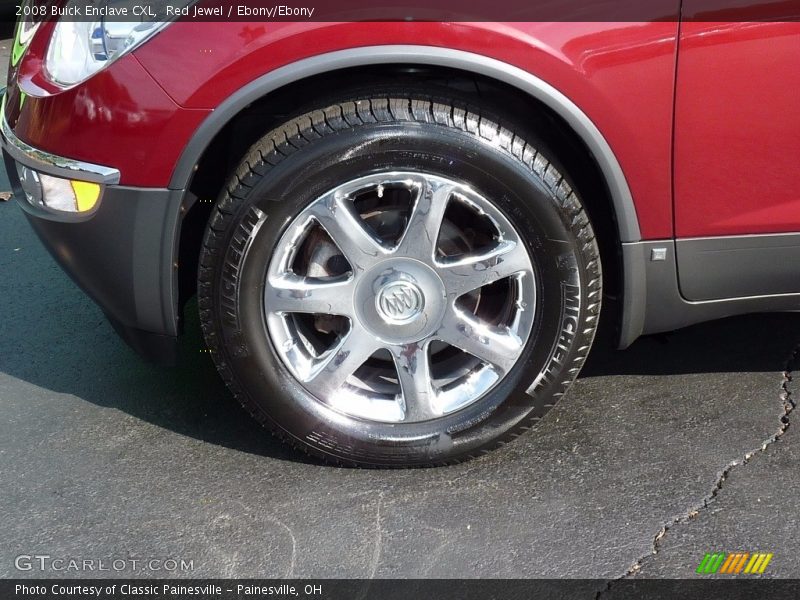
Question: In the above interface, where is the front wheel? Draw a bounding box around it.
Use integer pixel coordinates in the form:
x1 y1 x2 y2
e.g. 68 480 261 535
198 93 601 466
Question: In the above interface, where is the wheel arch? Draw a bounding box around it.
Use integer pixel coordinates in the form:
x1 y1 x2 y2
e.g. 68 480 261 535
173 46 644 347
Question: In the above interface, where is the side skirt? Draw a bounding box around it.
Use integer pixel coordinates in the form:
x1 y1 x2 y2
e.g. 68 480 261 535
619 234 800 348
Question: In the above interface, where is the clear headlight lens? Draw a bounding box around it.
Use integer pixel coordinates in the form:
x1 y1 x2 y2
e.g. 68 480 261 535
45 20 169 87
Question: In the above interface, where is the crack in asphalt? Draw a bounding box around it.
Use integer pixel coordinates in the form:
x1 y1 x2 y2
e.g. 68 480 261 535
596 344 799 598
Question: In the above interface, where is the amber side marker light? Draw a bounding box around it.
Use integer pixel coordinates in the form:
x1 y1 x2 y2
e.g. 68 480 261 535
70 180 101 212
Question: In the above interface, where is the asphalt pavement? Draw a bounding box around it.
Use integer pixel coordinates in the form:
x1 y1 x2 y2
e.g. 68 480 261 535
0 40 799 591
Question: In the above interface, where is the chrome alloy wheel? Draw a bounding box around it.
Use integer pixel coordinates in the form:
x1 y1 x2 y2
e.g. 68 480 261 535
264 172 536 424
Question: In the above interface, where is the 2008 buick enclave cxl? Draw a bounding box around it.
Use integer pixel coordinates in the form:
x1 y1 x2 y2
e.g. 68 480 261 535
4 3 800 466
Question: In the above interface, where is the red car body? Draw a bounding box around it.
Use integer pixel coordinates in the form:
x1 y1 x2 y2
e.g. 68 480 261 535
4 4 800 363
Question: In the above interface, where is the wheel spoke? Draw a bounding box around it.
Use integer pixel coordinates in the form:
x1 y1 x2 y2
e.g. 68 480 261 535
438 240 531 299
390 342 440 421
309 192 386 272
265 274 356 316
437 309 523 375
304 325 380 397
395 177 454 260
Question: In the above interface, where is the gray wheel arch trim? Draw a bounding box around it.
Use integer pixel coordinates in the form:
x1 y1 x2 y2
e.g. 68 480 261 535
168 45 641 243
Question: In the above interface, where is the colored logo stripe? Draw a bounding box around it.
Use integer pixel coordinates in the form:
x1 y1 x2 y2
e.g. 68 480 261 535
697 553 726 574
697 552 773 575
744 553 774 574
719 553 738 573
720 553 748 574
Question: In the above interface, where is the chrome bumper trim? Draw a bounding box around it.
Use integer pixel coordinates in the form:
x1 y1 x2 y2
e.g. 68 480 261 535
0 96 120 185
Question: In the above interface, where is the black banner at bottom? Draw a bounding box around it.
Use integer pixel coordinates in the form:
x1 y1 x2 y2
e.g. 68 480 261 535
4 579 800 600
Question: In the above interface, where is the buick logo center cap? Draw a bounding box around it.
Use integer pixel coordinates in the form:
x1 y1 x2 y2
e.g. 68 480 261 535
376 281 425 323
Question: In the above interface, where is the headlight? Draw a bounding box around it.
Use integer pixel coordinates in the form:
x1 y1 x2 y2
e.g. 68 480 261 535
45 20 169 87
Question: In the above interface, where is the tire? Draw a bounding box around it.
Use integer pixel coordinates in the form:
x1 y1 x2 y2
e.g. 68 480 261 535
198 91 602 467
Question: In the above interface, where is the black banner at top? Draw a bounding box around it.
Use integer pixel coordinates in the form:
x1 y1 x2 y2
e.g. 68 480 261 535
13 0 800 22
